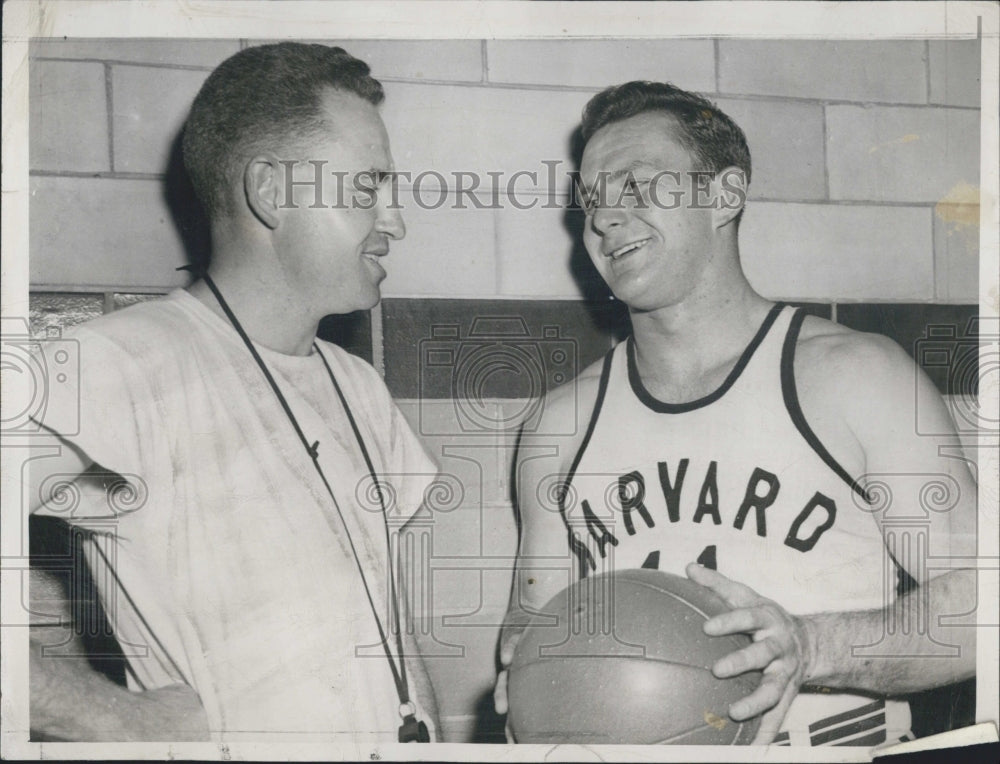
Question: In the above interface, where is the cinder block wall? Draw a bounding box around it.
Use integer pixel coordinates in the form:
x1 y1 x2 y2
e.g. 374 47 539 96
27 39 982 742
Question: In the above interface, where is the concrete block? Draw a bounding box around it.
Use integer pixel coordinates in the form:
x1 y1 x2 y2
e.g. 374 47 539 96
249 39 484 83
29 176 191 291
429 567 492 616
495 199 595 298
30 39 240 68
30 60 110 172
929 39 981 108
826 104 979 203
719 40 927 104
715 97 826 201
383 297 620 400
382 82 592 198
486 39 715 92
395 398 504 507
112 65 209 174
497 397 540 498
415 617 504 719
418 500 495 560
740 202 933 301
933 195 980 302
426 566 515 621
381 187 497 297
399 491 517 584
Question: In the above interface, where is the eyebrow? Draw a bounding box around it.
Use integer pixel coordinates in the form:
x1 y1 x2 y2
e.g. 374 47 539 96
580 160 653 197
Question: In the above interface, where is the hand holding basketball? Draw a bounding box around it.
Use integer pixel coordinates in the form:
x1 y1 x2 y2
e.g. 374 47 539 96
505 570 762 744
686 562 815 745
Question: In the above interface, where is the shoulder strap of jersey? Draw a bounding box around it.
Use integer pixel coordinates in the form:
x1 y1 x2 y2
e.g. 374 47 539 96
560 344 616 516
780 309 870 501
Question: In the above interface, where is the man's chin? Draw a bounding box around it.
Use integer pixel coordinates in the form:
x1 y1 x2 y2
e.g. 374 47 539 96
322 289 380 316
357 288 381 313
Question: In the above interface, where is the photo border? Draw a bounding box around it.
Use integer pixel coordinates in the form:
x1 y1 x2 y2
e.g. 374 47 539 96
2 2 997 761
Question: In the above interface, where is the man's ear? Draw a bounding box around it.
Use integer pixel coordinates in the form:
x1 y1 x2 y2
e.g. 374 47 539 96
712 167 748 229
243 155 282 229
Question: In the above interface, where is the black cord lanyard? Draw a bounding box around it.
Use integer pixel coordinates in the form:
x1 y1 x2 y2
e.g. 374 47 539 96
199 273 429 743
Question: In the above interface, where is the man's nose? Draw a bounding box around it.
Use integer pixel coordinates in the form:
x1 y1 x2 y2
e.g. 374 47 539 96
377 203 406 241
591 202 627 236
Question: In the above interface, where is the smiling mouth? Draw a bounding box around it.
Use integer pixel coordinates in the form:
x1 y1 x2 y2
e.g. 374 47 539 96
607 238 652 261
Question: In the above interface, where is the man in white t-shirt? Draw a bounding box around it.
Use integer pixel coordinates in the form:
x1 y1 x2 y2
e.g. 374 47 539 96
28 43 440 743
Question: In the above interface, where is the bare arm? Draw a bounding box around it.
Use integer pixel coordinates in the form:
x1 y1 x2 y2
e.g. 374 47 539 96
800 334 977 692
29 568 210 742
692 565 975 736
804 569 976 693
492 432 577 737
493 378 598 726
499 434 579 650
698 329 979 741
27 431 210 741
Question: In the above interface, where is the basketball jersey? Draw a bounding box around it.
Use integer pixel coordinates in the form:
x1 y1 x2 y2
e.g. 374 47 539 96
561 305 912 746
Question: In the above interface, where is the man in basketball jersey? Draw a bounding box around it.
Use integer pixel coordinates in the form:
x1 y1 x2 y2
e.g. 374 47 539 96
495 81 977 745
27 44 440 741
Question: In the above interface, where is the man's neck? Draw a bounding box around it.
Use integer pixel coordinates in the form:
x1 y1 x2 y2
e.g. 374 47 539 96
188 257 320 357
628 285 774 403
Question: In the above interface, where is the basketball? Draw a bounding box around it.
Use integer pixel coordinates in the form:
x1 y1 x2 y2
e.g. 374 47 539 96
507 568 762 744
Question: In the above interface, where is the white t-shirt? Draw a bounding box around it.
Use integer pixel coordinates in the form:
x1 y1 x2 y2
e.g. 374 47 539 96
32 289 438 743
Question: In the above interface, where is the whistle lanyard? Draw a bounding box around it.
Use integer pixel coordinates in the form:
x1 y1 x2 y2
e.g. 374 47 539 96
199 273 429 743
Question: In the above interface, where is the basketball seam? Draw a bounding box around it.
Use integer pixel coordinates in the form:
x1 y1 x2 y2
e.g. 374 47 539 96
511 653 761 682
512 573 759 745
516 580 753 670
613 577 720 621
552 576 748 647
650 719 752 745
535 571 737 626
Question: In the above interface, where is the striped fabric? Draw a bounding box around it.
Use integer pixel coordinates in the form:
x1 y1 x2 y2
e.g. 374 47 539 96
809 699 887 746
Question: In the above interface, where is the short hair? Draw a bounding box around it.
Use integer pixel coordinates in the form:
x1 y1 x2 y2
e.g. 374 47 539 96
581 81 751 184
182 43 384 219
